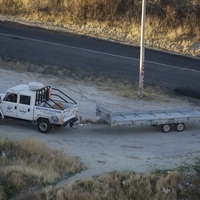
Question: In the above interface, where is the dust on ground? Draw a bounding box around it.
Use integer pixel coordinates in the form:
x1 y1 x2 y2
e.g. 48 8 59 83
0 66 200 185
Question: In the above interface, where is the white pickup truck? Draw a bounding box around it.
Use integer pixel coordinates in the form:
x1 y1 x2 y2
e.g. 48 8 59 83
0 82 78 133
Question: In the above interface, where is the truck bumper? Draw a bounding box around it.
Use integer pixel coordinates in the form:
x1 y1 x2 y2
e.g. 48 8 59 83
63 117 78 126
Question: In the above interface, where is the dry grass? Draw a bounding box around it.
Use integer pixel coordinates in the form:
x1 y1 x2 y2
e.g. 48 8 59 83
0 0 200 55
39 171 200 200
0 136 85 199
0 57 177 103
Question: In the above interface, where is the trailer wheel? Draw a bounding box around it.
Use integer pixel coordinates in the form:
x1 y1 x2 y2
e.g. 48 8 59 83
37 119 52 133
175 123 185 132
161 124 171 133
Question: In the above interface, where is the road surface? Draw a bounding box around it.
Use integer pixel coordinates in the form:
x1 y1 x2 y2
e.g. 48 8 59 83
0 21 199 97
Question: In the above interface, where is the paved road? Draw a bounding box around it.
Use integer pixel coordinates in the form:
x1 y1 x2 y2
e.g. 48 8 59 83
0 21 200 96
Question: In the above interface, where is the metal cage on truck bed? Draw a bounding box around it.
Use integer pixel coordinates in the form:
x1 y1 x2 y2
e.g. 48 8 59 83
35 86 77 110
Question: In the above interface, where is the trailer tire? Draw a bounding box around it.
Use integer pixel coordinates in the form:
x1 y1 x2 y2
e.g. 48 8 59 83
161 124 171 133
37 119 52 133
175 123 185 132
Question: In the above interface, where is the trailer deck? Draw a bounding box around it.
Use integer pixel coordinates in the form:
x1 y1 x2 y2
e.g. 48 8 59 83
96 105 200 132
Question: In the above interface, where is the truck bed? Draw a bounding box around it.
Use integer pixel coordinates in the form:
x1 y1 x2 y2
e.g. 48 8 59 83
40 100 74 110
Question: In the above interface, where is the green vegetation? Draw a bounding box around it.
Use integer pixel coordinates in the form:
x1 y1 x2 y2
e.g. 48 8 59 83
0 0 200 55
0 137 85 199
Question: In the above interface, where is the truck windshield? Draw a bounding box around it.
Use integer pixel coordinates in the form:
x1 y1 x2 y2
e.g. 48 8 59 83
4 93 17 103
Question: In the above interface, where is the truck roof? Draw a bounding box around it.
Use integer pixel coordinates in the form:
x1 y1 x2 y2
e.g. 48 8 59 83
7 83 45 96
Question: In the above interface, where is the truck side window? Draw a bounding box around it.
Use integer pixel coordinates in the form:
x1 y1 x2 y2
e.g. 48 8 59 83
20 95 31 105
4 93 17 103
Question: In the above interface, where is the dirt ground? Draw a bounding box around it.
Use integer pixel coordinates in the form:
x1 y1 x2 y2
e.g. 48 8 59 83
0 67 200 185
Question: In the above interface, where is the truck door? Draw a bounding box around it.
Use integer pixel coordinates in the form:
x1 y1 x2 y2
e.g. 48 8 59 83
2 93 18 117
17 95 33 120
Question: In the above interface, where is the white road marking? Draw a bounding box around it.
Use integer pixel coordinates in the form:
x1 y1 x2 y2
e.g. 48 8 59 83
1 32 200 73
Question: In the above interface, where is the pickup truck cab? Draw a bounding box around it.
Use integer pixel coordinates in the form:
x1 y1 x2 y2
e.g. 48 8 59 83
0 82 78 133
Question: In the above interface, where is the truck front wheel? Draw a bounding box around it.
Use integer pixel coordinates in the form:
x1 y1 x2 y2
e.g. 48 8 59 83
37 119 52 133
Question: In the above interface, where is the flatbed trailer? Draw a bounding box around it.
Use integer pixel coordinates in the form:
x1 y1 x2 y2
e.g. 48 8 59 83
96 105 200 132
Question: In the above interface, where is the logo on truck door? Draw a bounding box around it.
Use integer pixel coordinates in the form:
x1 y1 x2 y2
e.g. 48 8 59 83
51 115 59 123
19 108 27 115
6 106 12 112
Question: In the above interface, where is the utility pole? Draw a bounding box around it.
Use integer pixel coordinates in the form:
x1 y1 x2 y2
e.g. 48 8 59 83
139 0 146 97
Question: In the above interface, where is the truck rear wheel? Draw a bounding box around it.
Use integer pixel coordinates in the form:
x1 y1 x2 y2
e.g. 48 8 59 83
175 123 185 132
37 119 52 133
161 124 171 133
